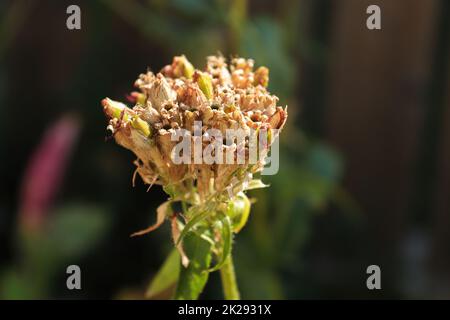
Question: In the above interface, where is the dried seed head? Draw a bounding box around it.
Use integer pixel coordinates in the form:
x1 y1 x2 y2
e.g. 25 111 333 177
102 55 287 201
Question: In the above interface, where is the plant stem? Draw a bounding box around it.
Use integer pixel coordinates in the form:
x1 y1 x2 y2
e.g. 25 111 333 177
220 254 240 300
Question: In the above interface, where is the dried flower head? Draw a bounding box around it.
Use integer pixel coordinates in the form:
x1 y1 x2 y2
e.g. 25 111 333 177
102 55 287 275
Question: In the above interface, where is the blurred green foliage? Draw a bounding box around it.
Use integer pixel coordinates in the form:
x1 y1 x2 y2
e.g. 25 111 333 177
1 204 110 299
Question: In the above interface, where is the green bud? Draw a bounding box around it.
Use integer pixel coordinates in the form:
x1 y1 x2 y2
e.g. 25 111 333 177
102 98 151 137
173 55 195 79
227 192 251 233
132 116 151 137
194 71 213 100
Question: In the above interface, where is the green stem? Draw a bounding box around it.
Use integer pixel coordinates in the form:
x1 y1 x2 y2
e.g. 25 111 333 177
219 254 240 300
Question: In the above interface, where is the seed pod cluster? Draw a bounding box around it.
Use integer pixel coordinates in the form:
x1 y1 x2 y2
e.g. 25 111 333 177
102 55 287 202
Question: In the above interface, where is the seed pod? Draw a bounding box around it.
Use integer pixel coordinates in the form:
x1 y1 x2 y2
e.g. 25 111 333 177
254 66 269 87
193 71 213 100
172 55 195 79
148 74 177 109
102 98 151 137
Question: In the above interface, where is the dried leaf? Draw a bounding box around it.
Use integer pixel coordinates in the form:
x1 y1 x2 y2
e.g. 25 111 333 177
130 201 171 237
171 215 189 267
245 179 269 191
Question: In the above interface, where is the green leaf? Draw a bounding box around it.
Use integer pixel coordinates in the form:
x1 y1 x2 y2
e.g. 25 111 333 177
208 213 232 272
174 232 212 300
163 184 178 198
146 249 180 299
227 192 251 233
176 207 211 245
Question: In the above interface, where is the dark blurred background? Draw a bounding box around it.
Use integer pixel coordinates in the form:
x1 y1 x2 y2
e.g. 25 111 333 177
1 0 450 299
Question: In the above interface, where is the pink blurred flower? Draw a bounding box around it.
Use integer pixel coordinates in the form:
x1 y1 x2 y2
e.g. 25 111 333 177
18 114 80 231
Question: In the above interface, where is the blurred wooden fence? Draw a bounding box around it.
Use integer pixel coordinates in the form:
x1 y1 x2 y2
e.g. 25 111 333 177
300 0 450 295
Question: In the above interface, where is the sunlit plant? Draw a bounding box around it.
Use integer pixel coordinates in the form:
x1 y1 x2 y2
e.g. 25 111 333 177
102 55 287 300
